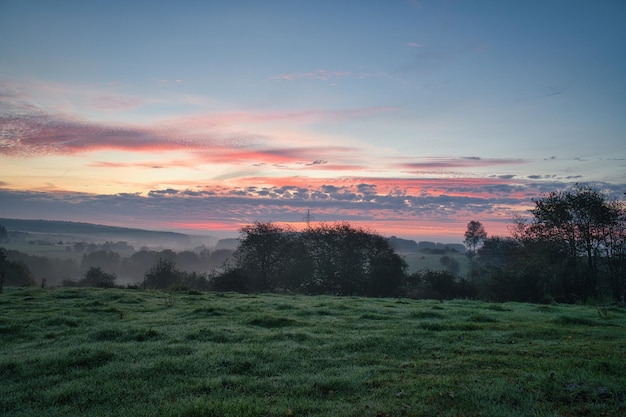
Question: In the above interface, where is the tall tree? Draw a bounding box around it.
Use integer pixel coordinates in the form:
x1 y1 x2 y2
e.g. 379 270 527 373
520 184 626 301
464 221 487 257
235 222 296 292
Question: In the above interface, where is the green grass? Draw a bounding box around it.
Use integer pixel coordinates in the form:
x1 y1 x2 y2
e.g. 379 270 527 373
1 288 625 417
0 242 84 261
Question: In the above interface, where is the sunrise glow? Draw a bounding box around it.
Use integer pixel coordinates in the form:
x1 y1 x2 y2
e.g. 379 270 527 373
1 1 624 242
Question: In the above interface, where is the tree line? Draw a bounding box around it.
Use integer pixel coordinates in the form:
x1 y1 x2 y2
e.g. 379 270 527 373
1 184 624 303
213 184 625 303
471 185 626 303
0 246 233 290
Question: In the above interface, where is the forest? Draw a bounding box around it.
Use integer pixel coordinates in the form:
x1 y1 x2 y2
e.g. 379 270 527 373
1 185 625 304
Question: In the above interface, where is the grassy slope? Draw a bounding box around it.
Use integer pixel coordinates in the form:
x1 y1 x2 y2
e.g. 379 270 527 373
1 288 624 417
1 243 84 261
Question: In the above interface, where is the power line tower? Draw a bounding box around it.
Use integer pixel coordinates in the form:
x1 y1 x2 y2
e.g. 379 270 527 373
303 209 314 228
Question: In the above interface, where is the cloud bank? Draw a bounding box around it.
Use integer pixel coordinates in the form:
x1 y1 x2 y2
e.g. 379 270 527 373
3 177 623 240
2 78 624 240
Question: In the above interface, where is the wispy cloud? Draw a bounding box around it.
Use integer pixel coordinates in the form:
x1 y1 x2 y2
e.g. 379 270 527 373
165 106 397 129
193 146 359 167
91 95 144 111
269 69 385 82
0 111 195 157
306 159 327 166
397 157 526 170
0 76 401 161
88 160 197 169
1 88 391 163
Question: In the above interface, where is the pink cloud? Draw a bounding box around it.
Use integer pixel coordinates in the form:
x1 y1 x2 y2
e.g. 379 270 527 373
217 175 530 199
89 159 197 169
192 145 359 167
0 111 193 156
3 173 603 241
406 42 423 48
1 85 397 159
1 101 369 168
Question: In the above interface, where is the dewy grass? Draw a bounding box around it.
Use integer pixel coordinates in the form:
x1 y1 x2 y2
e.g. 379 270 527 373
1 288 625 417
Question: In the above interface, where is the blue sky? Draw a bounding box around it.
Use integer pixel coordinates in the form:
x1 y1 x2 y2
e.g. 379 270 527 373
1 0 625 241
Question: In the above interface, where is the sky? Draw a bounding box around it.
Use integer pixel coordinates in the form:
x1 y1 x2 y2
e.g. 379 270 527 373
1 0 625 242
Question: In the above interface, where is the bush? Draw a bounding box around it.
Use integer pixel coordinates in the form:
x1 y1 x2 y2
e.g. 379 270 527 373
143 258 183 289
209 268 250 293
79 267 116 288
405 270 477 300
0 250 37 288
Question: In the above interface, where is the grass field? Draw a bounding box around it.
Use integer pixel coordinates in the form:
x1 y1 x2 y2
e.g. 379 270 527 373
1 288 625 417
1 242 84 261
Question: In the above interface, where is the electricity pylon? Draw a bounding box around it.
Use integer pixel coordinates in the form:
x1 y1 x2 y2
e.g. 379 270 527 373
303 209 314 228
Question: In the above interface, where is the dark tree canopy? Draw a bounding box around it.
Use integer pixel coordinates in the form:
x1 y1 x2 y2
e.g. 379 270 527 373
235 222 295 292
464 221 487 256
523 185 626 300
144 258 181 289
81 250 120 276
80 267 116 288
142 257 209 290
473 185 626 303
228 222 407 296
0 249 36 289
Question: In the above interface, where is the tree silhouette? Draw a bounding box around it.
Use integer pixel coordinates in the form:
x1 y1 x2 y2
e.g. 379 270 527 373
144 258 182 289
235 222 295 292
464 221 487 257
0 249 36 288
0 251 5 293
80 266 116 288
522 184 626 300
0 224 8 242
230 222 406 296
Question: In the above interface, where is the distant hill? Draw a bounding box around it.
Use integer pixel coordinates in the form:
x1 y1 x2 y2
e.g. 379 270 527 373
0 218 197 247
388 236 466 253
388 236 419 252
215 238 240 251
443 243 467 253
0 218 464 253
416 241 466 253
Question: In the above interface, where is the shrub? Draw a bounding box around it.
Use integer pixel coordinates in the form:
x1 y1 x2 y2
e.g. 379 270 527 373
79 267 116 288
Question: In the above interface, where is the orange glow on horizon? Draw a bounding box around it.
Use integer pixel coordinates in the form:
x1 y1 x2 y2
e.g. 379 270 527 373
166 216 513 243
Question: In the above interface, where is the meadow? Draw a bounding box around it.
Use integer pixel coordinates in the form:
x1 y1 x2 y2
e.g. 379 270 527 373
1 288 624 417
